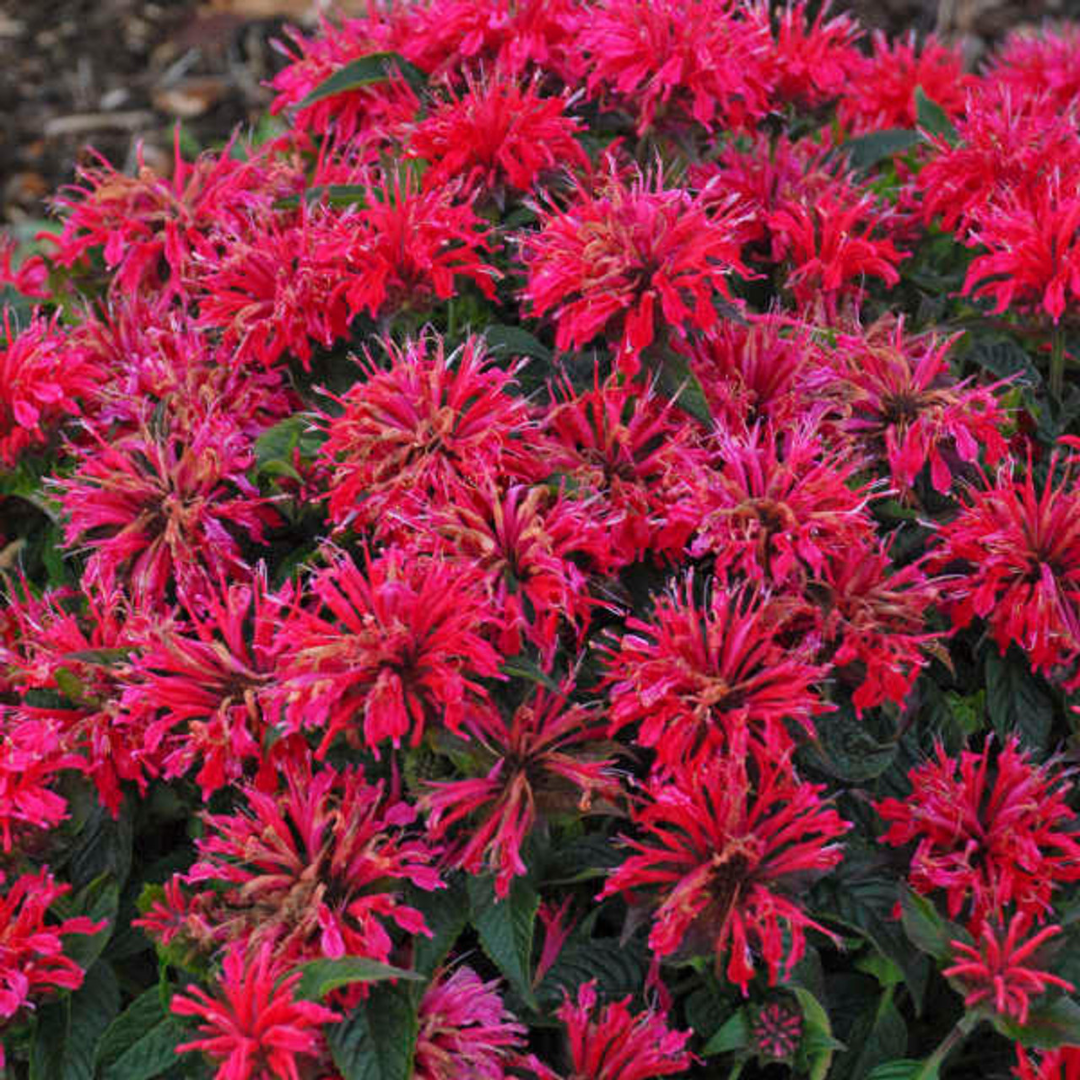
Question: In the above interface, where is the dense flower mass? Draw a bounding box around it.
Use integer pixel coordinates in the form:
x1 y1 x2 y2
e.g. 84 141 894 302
6 4 1080 1077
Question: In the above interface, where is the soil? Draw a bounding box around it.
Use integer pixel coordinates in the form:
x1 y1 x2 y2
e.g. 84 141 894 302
0 0 1073 228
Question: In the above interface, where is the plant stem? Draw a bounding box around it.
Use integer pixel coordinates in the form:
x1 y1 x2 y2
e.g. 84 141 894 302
915 1013 981 1080
1050 324 1067 401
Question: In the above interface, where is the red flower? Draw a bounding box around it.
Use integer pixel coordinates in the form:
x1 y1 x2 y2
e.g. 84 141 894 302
928 456 1080 676
838 31 968 133
600 730 848 990
520 981 693 1080
604 575 827 769
0 311 101 466
172 940 341 1080
423 684 621 898
579 0 772 135
320 334 541 534
522 164 750 373
414 966 527 1080
123 572 287 799
183 762 441 967
767 1 862 109
1015 1045 1080 1080
544 370 711 567
962 176 1080 324
320 169 498 323
0 869 106 1025
989 23 1080 115
824 319 1009 495
943 914 1074 1025
278 547 503 755
690 418 877 588
876 738 1080 923
56 416 278 607
408 72 587 198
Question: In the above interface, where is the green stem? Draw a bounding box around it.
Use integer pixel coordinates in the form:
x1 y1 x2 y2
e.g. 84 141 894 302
915 1013 981 1080
1050 324 1067 401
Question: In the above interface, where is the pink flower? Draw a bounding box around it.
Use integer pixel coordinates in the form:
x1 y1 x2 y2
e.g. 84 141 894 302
320 334 541 534
0 311 101 466
767 1 863 109
423 684 621 898
0 869 106 1024
928 455 1080 676
182 762 441 966
578 0 772 135
1014 1044 1080 1080
277 547 503 755
600 730 848 991
604 575 828 769
414 967 527 1080
876 738 1080 924
522 164 750 373
989 23 1080 115
943 914 1074 1026
521 981 693 1080
172 940 340 1080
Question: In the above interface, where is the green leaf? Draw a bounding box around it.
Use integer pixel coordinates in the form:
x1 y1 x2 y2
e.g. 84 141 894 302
656 350 712 425
899 888 951 961
867 1060 936 1080
984 646 1054 754
484 325 553 363
703 1008 750 1055
277 183 371 209
56 874 119 971
994 996 1080 1049
410 876 470 977
468 874 539 1009
915 87 959 146
499 657 558 692
328 982 419 1080
804 708 896 783
837 996 908 1080
535 939 649 1010
99 1019 184 1080
94 988 167 1072
255 415 325 480
293 957 423 1001
794 986 845 1080
66 800 134 891
844 129 920 172
298 53 427 108
30 961 119 1080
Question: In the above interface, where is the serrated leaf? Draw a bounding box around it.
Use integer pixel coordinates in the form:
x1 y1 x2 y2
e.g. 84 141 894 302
67 801 134 891
410 876 469 977
984 646 1054 754
899 888 951 961
100 1018 183 1080
535 940 649 1010
703 1008 750 1055
328 982 419 1080
994 996 1080 1049
468 874 539 1010
794 986 845 1080
30 961 119 1080
837 996 908 1080
804 708 896 783
94 988 166 1070
293 957 423 1001
298 53 427 108
915 87 959 146
484 325 552 363
844 129 920 171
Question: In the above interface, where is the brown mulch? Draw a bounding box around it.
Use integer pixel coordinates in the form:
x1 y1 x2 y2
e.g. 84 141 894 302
0 0 1071 228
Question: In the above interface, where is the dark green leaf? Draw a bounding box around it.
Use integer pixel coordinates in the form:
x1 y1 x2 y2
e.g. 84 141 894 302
277 184 370 209
99 1019 184 1080
804 708 896 782
535 939 649 1010
915 87 959 146
656 350 711 425
298 53 427 108
94 988 167 1072
499 657 558 692
31 961 119 1080
328 982 419 1080
899 887 951 961
994 996 1080 1049
56 874 119 971
867 1060 936 1080
984 646 1054 755
67 801 134 891
702 1009 750 1055
293 957 423 1001
837 996 908 1080
844 129 920 171
468 874 539 1009
484 325 552 363
410 876 470 977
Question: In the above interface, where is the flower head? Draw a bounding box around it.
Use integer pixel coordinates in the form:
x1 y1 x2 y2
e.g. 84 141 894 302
943 913 1074 1026
875 737 1080 923
172 940 340 1080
